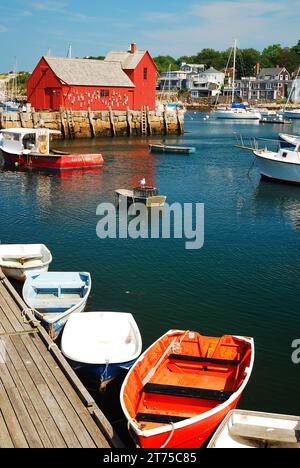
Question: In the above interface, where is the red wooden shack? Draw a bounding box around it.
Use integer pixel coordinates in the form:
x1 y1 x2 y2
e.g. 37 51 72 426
27 43 157 111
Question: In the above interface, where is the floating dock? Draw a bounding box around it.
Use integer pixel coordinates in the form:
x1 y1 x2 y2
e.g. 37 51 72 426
0 269 124 449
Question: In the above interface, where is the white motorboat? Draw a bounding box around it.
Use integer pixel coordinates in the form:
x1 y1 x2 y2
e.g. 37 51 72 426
208 410 300 448
279 133 300 147
284 109 300 120
253 142 300 184
0 244 52 281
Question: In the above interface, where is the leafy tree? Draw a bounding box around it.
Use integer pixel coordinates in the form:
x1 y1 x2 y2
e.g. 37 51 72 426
260 44 282 68
153 55 178 74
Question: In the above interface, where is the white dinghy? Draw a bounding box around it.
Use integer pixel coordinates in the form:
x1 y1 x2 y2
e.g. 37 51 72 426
23 272 91 340
0 244 52 281
208 410 300 448
61 312 143 390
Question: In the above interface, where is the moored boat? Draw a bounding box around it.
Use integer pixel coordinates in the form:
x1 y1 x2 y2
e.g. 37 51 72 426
253 143 300 184
208 410 300 448
61 312 143 390
23 272 91 339
0 244 52 281
0 128 104 170
279 133 300 148
284 109 300 120
115 184 167 208
149 144 196 154
121 329 254 448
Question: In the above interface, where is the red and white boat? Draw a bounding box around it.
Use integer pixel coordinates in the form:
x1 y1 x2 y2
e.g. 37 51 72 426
0 128 104 170
121 330 254 448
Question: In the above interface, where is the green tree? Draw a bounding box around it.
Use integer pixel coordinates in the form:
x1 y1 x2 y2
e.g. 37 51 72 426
153 56 178 74
260 44 282 68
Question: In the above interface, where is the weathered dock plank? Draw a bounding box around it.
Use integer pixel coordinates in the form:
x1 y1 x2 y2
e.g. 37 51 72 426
0 271 124 449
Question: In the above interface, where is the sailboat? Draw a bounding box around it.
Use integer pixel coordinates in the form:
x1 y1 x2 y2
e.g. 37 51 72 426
213 41 261 120
282 68 300 119
157 65 186 114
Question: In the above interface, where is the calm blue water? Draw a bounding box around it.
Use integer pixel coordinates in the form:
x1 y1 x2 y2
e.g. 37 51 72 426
1 113 300 427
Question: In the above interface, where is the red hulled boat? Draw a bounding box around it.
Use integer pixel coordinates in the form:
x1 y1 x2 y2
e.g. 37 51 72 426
0 128 104 170
121 330 254 448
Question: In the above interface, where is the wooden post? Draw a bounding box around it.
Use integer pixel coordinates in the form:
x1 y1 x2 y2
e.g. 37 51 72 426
87 107 95 138
109 108 116 137
126 107 132 136
146 106 152 136
0 110 5 129
163 108 168 135
19 111 25 128
32 111 39 128
59 107 67 139
177 107 184 135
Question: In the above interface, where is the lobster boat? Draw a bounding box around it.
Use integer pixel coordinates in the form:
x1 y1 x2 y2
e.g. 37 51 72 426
61 312 143 390
23 272 91 339
121 330 254 448
0 128 104 170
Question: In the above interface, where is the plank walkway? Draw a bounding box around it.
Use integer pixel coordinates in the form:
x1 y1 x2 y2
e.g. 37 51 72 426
0 270 124 449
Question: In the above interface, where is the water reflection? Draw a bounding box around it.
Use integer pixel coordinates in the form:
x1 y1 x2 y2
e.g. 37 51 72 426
253 179 300 231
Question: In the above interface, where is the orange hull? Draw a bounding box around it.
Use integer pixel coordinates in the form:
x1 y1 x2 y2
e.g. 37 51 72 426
121 330 254 448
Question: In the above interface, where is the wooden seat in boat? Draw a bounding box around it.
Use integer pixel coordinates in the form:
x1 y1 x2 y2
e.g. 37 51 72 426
169 354 240 366
143 383 234 402
229 424 300 444
136 413 187 424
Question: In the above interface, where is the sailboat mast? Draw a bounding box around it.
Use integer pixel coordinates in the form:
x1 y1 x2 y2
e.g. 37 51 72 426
232 39 237 104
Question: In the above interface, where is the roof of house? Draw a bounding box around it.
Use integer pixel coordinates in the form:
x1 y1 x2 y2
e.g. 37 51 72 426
202 67 224 74
104 50 147 70
43 56 135 87
258 67 289 78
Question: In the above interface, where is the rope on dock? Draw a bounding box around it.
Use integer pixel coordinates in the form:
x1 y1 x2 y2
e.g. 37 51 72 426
0 328 39 337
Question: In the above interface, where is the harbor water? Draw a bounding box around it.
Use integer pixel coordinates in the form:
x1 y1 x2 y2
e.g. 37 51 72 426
1 113 300 434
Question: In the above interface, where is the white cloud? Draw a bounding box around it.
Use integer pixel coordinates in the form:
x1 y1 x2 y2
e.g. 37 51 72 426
0 26 8 33
31 1 67 12
142 0 300 55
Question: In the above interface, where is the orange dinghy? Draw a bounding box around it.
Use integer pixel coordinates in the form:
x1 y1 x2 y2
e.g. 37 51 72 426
121 330 254 448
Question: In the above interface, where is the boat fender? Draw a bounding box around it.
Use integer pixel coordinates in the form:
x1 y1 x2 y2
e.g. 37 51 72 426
39 142 48 155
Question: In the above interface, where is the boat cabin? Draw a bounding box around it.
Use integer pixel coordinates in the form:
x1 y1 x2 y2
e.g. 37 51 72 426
0 128 61 157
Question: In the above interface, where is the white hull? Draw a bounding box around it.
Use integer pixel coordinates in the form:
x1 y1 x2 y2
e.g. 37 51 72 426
1 264 50 282
208 410 300 448
255 153 300 184
214 110 261 120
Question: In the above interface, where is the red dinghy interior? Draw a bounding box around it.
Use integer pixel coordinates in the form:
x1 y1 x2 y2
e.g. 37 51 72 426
123 331 253 431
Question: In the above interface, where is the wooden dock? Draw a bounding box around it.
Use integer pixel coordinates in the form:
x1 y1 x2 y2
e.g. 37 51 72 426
0 270 124 449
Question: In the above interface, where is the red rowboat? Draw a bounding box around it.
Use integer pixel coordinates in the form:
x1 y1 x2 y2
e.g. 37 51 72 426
0 128 104 171
121 330 254 448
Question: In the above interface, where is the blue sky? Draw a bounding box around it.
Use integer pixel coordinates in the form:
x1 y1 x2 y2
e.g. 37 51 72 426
0 0 299 72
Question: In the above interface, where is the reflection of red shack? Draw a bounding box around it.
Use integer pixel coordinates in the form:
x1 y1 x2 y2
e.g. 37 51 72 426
27 43 157 112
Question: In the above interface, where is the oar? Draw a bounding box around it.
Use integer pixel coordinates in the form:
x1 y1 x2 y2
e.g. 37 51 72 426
142 337 178 386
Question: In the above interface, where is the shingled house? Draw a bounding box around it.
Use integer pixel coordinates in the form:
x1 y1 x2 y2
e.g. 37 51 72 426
27 44 157 111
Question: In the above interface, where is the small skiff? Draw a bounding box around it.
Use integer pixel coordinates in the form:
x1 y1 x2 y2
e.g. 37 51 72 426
208 410 300 448
149 144 196 154
23 272 91 340
0 244 52 281
121 330 254 448
61 312 143 390
115 187 167 208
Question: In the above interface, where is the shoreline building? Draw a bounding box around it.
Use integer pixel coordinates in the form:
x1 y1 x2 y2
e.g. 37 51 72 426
27 44 157 111
187 67 225 98
238 67 290 101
